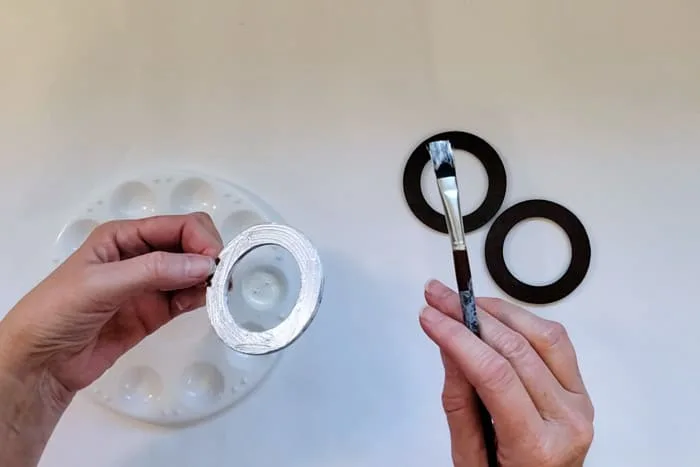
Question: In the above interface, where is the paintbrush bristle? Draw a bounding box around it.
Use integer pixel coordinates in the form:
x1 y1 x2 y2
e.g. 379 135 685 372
427 141 456 179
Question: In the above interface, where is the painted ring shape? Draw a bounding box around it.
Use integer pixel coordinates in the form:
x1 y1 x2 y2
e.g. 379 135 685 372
207 223 324 355
484 199 591 305
403 130 508 234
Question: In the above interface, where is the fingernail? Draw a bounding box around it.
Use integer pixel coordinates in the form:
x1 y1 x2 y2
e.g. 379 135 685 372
186 256 216 278
425 279 449 297
420 306 441 324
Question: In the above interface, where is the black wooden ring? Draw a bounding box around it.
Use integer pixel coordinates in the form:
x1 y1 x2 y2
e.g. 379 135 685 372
402 131 507 234
484 199 591 305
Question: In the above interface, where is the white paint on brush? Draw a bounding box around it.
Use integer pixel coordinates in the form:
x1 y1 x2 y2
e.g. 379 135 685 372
427 140 454 170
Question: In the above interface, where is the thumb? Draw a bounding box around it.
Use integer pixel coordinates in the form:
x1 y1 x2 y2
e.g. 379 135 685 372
91 252 216 300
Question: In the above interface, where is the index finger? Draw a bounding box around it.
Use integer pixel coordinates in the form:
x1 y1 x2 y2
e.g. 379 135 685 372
419 305 544 442
104 213 224 258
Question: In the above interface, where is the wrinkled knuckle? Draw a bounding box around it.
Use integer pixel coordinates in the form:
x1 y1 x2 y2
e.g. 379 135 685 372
441 391 466 415
539 320 569 349
92 243 114 263
478 354 514 393
569 413 595 448
86 221 116 246
146 251 170 278
497 332 531 362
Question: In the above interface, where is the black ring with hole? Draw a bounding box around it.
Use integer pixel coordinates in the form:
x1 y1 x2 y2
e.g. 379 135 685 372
403 131 508 234
484 199 591 305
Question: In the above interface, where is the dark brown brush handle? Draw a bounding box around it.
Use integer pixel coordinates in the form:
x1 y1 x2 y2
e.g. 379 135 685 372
452 249 498 466
452 250 479 335
477 398 499 466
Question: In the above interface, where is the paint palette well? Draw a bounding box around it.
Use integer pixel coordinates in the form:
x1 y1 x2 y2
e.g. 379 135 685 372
51 172 299 426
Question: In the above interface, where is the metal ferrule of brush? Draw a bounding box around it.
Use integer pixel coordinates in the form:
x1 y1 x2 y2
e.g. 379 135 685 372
437 176 467 251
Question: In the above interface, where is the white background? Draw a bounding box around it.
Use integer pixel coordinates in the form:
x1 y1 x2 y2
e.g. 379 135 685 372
1 1 699 465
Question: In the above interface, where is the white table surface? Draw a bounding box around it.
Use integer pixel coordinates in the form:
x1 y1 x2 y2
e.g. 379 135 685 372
1 1 699 465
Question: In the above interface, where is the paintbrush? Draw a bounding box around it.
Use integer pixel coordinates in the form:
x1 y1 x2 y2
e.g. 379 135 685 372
428 140 498 467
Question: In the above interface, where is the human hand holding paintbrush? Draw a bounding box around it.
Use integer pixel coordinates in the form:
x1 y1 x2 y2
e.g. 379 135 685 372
419 282 594 467
428 140 499 465
422 140 593 466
